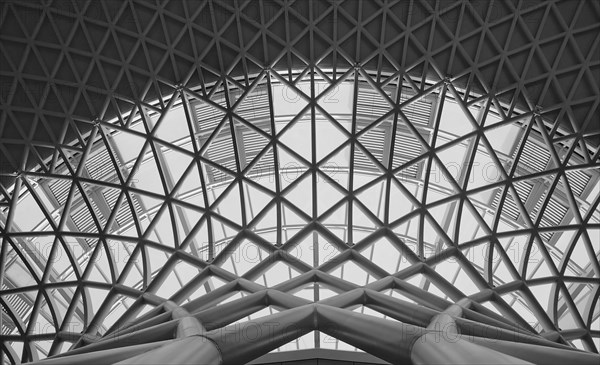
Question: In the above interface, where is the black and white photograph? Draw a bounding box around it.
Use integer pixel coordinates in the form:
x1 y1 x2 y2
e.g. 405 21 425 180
0 1 599 364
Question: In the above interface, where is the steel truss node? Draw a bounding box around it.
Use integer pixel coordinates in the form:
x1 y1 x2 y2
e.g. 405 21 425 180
0 1 599 364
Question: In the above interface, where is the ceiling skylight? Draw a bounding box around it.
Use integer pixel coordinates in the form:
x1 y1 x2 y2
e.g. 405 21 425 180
1 68 598 362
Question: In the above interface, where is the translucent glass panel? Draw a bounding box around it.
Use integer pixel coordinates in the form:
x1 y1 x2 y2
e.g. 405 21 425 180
1 69 598 360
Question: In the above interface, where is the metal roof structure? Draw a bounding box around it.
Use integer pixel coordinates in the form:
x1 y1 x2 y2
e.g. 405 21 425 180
0 1 599 364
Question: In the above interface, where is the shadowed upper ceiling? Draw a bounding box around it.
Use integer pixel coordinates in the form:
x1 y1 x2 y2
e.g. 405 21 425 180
0 0 599 187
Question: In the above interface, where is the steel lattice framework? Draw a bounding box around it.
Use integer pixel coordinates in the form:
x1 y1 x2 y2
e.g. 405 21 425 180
0 0 599 364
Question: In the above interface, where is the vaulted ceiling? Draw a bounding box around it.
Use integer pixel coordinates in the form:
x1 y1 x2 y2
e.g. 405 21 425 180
1 1 599 364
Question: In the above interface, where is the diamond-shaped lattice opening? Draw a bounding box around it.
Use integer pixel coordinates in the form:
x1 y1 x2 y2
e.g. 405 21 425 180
1 15 598 360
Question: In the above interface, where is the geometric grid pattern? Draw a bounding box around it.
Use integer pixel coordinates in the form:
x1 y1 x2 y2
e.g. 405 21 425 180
0 0 599 364
0 0 599 180
1 65 599 365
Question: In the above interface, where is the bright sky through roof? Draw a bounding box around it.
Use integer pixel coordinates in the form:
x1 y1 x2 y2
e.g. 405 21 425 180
2 74 599 356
